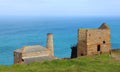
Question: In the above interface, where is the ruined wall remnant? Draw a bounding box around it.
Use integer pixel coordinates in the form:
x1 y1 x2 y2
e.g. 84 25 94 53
14 33 55 64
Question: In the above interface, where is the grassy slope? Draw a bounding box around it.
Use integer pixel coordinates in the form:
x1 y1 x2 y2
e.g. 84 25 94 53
0 54 120 72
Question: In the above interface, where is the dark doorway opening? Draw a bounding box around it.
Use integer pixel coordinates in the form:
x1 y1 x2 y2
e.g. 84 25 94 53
81 53 83 56
22 59 24 62
97 45 101 51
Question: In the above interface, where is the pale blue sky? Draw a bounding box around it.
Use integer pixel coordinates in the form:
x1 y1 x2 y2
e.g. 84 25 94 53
0 0 120 16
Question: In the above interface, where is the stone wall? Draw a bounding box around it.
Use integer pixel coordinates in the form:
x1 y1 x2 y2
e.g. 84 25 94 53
14 52 22 64
22 50 50 59
86 29 111 55
77 29 87 56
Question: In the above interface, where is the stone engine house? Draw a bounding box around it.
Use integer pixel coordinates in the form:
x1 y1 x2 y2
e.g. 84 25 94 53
14 33 55 64
71 23 111 58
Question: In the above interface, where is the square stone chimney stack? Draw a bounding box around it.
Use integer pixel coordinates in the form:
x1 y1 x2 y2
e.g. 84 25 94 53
46 33 54 57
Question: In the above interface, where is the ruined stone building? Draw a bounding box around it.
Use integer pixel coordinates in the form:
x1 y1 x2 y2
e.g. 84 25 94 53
14 33 55 64
71 23 111 58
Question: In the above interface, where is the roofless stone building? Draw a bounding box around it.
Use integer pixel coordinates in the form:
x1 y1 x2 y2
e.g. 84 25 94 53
71 23 111 58
14 33 55 64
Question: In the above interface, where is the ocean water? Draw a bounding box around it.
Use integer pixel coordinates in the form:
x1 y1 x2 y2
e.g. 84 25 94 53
0 16 120 65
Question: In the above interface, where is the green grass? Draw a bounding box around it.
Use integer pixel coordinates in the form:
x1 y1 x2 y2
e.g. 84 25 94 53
0 54 120 72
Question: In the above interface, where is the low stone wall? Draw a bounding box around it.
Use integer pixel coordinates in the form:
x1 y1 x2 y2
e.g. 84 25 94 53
111 48 120 51
22 50 50 58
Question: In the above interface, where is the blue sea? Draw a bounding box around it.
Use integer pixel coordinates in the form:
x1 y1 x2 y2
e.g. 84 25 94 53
0 16 120 65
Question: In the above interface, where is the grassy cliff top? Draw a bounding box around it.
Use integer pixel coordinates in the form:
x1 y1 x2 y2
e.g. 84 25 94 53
0 53 120 72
